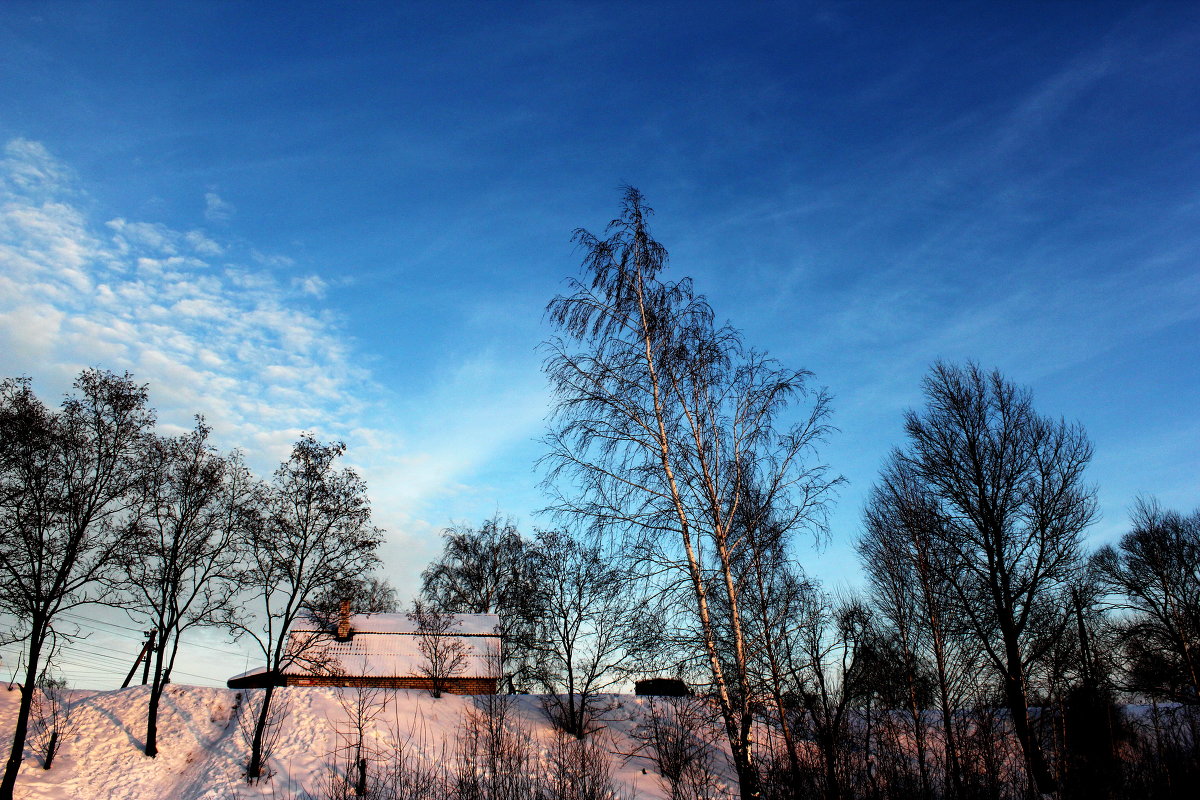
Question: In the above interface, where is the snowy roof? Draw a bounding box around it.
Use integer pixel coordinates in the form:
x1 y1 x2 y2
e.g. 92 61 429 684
229 666 269 681
281 612 501 680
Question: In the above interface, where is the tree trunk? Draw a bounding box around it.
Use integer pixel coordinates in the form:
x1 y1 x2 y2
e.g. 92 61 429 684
145 681 163 758
732 740 762 800
1002 669 1056 795
42 731 58 771
716 535 759 800
246 684 276 780
635 268 759 798
145 640 168 757
903 675 931 800
772 689 803 783
355 742 367 796
0 626 45 800
821 730 841 800
919 562 963 800
864 695 878 800
931 632 964 800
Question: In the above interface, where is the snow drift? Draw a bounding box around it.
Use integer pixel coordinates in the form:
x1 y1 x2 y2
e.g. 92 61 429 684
0 685 735 799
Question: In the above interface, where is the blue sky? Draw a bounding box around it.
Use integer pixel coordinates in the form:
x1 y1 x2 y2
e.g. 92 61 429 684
1 2 1198 686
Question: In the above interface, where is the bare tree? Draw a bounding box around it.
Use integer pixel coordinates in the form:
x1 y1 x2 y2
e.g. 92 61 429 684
542 187 839 798
236 434 382 780
119 418 253 757
789 591 875 800
454 691 542 800
419 515 541 691
330 680 390 797
1093 498 1200 703
453 692 634 800
529 529 627 738
544 727 630 800
889 361 1096 795
408 601 470 698
859 458 975 799
0 370 153 800
630 695 727 800
420 515 530 613
236 688 290 782
30 667 76 771
719 488 819 791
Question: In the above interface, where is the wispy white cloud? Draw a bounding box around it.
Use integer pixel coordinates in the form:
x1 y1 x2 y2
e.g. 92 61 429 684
251 249 294 269
1 154 364 469
293 274 328 298
0 139 76 197
204 190 234 223
0 138 551 597
989 47 1115 158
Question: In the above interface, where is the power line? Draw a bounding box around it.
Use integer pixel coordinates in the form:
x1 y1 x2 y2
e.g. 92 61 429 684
12 610 259 665
3 639 230 685
43 640 142 666
5 647 230 685
57 611 147 636
2 614 254 688
58 611 250 658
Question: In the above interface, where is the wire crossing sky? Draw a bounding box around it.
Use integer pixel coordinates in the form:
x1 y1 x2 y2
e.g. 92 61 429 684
1 3 1198 687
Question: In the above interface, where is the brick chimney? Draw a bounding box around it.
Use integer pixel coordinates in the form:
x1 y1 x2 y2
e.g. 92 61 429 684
336 599 351 640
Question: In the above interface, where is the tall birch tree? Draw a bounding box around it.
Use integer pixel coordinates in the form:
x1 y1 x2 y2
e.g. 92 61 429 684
541 187 839 799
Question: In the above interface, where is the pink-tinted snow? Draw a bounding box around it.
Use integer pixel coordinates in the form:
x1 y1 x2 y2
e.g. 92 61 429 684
0 685 731 799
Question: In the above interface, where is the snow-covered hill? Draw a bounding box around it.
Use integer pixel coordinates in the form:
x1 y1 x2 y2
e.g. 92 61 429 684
0 685 732 799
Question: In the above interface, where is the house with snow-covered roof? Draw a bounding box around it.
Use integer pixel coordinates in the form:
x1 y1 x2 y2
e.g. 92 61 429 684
228 602 501 695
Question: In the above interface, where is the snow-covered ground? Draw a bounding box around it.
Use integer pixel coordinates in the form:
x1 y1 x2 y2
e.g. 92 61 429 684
0 685 734 799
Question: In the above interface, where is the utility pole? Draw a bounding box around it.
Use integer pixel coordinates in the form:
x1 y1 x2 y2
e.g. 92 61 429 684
122 629 157 689
141 629 156 685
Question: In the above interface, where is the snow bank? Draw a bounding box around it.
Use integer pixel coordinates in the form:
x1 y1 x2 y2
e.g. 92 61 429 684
0 685 734 799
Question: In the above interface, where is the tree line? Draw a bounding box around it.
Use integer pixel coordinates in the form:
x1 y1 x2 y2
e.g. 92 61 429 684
0 372 384 796
434 187 1194 800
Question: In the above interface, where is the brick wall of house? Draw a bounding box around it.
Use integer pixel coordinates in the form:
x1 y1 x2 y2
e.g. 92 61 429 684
281 674 497 694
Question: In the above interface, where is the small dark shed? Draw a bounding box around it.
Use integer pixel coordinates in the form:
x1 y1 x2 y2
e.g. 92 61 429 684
635 677 690 696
